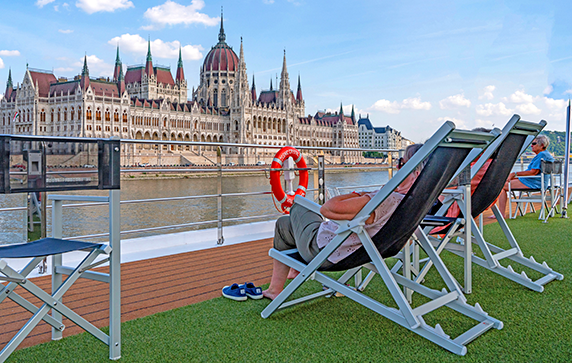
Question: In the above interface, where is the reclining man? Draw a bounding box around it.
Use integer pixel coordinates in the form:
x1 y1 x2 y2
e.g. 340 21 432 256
263 144 424 300
495 135 554 219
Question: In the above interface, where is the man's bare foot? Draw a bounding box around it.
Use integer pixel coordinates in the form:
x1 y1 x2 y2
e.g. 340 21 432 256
262 289 282 300
287 268 299 279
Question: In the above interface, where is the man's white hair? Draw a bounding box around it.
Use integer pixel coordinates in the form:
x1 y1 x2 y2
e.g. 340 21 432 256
535 135 550 149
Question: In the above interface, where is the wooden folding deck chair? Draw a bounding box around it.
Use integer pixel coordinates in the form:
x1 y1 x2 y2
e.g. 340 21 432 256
261 122 502 356
0 135 121 362
416 115 563 294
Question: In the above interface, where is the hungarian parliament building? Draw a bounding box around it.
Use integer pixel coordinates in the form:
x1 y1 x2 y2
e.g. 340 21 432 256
0 18 365 165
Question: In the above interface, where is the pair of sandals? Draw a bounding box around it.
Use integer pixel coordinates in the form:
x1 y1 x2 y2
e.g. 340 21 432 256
222 282 263 301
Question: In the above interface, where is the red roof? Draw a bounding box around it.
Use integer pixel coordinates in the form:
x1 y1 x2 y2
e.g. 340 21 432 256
125 67 143 84
29 71 57 97
155 68 174 86
49 81 79 97
258 91 277 104
90 80 119 97
203 44 238 72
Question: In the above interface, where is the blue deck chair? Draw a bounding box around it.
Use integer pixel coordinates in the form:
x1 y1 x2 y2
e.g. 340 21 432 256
416 115 563 294
261 122 502 356
0 135 121 362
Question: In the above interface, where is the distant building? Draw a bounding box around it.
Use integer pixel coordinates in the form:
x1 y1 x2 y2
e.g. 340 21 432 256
0 14 359 162
357 115 403 149
401 138 413 149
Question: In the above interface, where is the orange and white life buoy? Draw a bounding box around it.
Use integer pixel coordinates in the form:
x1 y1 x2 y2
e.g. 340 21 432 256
270 147 309 213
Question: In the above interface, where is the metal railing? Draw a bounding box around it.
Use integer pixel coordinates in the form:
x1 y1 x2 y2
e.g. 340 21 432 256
1 138 399 247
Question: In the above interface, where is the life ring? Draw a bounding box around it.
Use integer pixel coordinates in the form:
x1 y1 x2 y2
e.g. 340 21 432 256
270 147 309 213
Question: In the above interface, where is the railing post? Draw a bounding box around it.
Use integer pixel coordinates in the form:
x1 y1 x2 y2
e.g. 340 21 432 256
51 199 63 341
318 155 325 205
109 189 121 360
217 147 224 245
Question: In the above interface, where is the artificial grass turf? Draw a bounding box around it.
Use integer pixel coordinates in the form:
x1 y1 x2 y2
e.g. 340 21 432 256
7 213 572 362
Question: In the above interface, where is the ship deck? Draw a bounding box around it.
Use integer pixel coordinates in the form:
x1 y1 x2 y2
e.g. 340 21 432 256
0 199 566 352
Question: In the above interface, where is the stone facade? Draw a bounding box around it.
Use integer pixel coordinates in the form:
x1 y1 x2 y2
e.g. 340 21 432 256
0 17 360 164
358 115 403 150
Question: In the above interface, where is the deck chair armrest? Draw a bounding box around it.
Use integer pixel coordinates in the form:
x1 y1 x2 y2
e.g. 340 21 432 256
294 195 322 214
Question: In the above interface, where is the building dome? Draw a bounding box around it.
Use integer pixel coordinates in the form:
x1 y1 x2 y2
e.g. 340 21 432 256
203 43 238 72
202 14 238 72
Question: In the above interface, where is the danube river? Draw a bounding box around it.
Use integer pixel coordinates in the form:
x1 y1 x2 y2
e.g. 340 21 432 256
0 169 391 244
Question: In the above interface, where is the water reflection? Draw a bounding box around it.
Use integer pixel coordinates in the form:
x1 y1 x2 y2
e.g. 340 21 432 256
0 169 390 243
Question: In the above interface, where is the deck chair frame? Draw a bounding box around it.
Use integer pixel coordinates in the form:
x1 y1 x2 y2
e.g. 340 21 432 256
416 115 563 294
261 122 503 356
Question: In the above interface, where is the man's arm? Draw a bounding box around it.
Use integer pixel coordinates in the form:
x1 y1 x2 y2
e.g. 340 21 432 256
320 193 374 223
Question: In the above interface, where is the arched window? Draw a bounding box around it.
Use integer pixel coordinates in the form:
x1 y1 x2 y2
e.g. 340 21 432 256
221 89 226 107
78 106 81 120
70 107 74 121
51 109 54 122
87 108 92 120
213 89 218 107
123 112 127 123
105 109 110 122
96 109 102 121
64 107 67 121
114 110 119 122
57 109 61 122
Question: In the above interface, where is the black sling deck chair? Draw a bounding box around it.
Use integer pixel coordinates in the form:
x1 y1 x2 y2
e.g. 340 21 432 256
414 115 563 294
261 122 503 356
0 135 121 362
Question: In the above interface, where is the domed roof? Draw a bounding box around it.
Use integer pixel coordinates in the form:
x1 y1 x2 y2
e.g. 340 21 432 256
202 14 238 72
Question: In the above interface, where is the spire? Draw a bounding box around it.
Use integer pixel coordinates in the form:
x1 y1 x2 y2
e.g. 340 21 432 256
296 73 303 102
176 46 185 82
281 49 288 76
351 104 355 122
80 55 90 91
7 68 12 88
270 78 273 91
339 102 344 118
218 7 226 43
5 68 13 98
113 45 123 82
239 37 244 62
82 55 89 76
145 37 153 77
251 74 257 102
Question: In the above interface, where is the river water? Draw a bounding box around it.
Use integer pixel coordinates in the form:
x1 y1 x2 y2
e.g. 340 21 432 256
0 169 391 244
1 164 569 245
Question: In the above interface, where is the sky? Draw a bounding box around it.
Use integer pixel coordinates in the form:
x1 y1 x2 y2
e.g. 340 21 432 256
1 0 572 142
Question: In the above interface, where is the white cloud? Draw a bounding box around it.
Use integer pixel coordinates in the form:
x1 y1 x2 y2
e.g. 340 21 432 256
476 102 512 117
0 58 4 69
439 93 471 109
36 0 55 7
402 97 431 110
371 99 401 114
108 34 203 60
0 50 20 57
371 97 431 114
515 102 541 115
543 97 567 110
503 90 535 104
58 29 74 34
479 85 495 100
143 0 218 30
76 0 133 14
543 85 553 95
263 0 275 3
73 55 113 77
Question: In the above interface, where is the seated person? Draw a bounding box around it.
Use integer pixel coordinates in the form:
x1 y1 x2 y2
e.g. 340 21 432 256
262 144 424 300
495 135 554 219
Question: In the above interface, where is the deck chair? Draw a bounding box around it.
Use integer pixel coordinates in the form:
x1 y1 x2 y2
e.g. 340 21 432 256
508 159 564 221
261 122 503 356
0 135 121 362
416 115 563 294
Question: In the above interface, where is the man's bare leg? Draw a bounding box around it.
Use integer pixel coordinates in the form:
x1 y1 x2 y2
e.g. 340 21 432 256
262 259 290 300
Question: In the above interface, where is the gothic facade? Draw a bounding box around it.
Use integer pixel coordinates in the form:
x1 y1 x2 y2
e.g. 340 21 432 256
0 17 359 162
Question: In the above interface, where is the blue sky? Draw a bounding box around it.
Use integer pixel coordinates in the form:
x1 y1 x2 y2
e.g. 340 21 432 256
1 0 572 141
